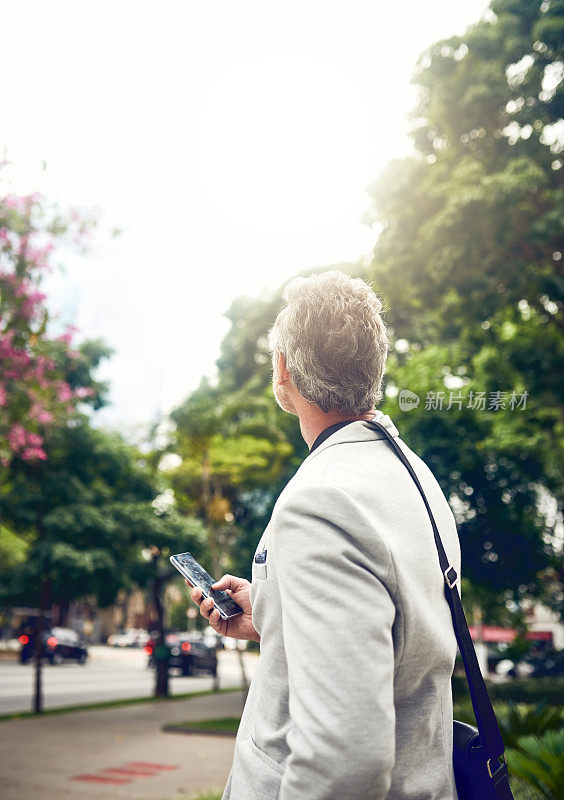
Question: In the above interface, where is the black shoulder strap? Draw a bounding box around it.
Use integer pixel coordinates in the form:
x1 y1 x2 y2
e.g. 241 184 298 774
363 420 507 771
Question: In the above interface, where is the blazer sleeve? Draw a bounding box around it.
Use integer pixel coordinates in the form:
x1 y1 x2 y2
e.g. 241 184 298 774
272 483 397 800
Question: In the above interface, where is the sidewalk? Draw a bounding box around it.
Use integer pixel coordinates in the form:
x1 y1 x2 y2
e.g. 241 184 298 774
0 690 245 800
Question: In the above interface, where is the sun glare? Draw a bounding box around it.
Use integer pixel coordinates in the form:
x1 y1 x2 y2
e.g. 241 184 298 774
193 54 380 239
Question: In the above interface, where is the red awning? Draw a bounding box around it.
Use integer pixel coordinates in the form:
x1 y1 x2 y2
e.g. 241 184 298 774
468 626 553 643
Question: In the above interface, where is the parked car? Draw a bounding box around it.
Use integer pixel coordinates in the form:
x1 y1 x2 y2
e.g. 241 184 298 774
527 649 564 677
145 632 217 676
107 629 150 648
494 649 564 678
19 626 88 665
221 636 248 651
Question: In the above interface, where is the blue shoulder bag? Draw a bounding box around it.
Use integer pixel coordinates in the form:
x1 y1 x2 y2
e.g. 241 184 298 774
365 420 515 800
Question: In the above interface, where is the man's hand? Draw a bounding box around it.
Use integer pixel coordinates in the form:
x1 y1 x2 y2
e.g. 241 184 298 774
187 574 260 642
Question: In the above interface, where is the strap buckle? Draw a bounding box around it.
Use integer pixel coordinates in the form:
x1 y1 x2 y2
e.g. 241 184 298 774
443 565 458 589
487 753 507 779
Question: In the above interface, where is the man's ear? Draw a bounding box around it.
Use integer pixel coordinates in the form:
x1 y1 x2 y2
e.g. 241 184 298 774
276 352 291 383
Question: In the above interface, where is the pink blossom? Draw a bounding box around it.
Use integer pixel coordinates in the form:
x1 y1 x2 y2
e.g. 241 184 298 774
57 383 73 402
27 243 54 268
7 424 27 451
28 402 41 419
28 291 47 304
57 324 79 344
74 386 95 398
29 401 55 424
21 446 47 462
14 280 31 298
18 233 29 256
0 385 6 406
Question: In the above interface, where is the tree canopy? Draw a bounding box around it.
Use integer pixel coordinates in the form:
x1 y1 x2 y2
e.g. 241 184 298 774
362 0 563 612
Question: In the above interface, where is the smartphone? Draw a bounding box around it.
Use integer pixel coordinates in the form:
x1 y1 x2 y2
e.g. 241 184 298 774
170 551 243 621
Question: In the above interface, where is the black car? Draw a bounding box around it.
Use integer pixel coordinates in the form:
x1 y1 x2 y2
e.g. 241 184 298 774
19 626 88 665
146 632 217 676
528 649 564 678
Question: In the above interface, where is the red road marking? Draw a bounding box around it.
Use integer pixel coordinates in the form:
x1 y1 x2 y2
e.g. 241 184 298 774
101 767 158 777
73 775 132 784
71 762 179 785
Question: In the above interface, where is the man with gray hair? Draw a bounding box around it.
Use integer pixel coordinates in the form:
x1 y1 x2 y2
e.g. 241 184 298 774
189 270 461 799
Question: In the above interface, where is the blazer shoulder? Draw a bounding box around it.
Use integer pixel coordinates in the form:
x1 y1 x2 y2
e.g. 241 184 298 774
271 473 394 578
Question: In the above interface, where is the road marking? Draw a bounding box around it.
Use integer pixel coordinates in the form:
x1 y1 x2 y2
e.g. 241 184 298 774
73 775 132 784
71 762 178 785
101 767 159 776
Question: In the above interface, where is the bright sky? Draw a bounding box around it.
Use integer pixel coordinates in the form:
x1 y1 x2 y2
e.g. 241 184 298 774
0 0 490 436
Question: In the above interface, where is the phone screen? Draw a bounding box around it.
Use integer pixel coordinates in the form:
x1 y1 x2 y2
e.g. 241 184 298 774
170 552 243 620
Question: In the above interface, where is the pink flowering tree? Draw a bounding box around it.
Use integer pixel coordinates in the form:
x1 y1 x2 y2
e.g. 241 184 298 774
0 179 114 712
0 185 100 476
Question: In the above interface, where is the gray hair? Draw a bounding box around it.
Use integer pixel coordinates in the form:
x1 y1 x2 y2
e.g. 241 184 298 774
267 270 388 414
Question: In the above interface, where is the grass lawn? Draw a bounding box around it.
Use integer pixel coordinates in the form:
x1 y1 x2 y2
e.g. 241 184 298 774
164 716 240 735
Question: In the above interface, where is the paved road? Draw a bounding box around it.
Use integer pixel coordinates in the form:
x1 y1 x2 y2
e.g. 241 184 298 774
0 647 258 714
0 689 245 800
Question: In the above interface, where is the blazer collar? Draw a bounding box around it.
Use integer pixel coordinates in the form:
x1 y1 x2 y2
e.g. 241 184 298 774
304 409 400 462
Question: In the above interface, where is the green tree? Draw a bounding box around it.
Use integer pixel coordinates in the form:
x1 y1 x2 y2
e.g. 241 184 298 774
0 411 205 707
363 0 563 617
156 378 292 694
165 378 293 580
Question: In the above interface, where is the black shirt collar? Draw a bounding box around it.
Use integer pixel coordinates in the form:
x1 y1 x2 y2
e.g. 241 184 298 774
309 420 358 454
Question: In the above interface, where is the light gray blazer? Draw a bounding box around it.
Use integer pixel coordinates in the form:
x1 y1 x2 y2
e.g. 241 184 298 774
222 411 461 800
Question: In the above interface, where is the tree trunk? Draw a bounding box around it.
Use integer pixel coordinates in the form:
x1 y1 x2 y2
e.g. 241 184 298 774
56 598 70 627
201 449 222 692
118 589 129 632
33 576 51 713
152 559 169 698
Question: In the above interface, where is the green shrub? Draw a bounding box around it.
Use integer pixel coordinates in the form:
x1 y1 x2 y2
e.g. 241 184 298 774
496 703 563 749
511 776 546 800
454 699 563 745
506 728 564 800
452 677 564 706
489 679 564 706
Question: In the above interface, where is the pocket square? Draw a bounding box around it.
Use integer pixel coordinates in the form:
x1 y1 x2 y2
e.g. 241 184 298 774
254 549 268 564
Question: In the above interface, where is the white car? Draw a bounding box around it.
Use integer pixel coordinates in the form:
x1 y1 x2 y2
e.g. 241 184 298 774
221 635 248 651
107 629 150 648
494 658 535 678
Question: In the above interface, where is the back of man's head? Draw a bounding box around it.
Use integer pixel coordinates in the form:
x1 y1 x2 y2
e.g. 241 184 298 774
268 270 388 415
